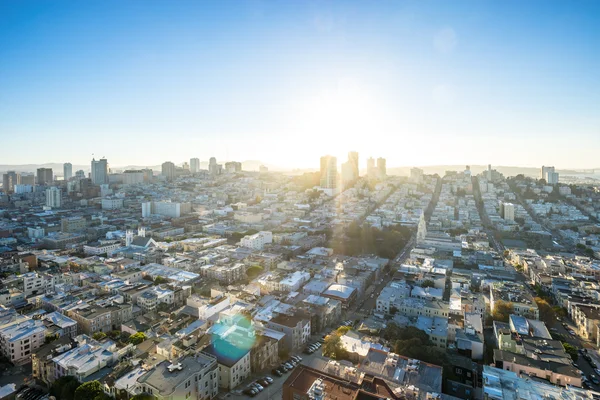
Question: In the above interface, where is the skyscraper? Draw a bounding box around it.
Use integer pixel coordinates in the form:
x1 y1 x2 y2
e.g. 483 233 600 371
540 166 559 184
91 158 108 185
36 168 53 185
162 161 176 181
366 157 376 179
190 158 200 173
46 187 61 208
377 158 387 179
320 155 337 189
63 163 73 181
209 157 222 175
348 151 359 178
2 171 20 193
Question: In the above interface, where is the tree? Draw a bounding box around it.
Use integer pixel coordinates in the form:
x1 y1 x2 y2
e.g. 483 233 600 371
129 332 147 345
534 297 555 324
131 395 156 400
154 276 169 285
491 300 514 323
50 376 80 400
562 342 578 361
421 279 435 288
74 380 104 400
246 265 264 280
322 333 348 360
93 332 107 341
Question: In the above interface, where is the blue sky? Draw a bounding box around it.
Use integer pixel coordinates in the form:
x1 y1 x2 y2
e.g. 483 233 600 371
1 0 599 169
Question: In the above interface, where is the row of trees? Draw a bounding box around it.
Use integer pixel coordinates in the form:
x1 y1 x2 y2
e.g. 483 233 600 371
380 324 442 365
50 378 110 400
330 223 412 259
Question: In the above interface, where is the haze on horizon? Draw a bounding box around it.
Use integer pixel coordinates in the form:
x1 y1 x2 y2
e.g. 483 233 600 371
1 1 599 170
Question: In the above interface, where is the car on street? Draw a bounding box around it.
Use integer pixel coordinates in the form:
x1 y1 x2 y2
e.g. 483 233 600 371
569 329 576 335
291 355 302 362
272 368 283 377
251 383 264 391
243 388 258 396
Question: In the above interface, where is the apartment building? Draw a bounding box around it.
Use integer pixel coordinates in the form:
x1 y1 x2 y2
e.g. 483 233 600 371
202 341 251 390
266 315 311 352
137 355 219 400
0 319 46 364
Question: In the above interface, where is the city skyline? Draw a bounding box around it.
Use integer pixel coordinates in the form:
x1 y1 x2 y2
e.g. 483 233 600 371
1 1 600 168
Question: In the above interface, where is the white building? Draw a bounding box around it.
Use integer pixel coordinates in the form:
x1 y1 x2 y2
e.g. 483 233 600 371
240 231 273 250
22 272 46 297
142 200 191 218
83 240 122 256
190 158 200 173
45 187 61 208
137 355 219 400
101 198 124 210
0 319 46 364
27 227 45 239
503 202 515 221
14 184 33 194
203 343 251 390
122 170 144 185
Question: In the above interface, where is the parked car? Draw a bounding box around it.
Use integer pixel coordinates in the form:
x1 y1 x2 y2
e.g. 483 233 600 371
569 329 576 336
272 369 283 377
591 376 600 385
292 355 302 362
257 379 270 387
243 388 258 396
264 376 274 384
251 383 264 391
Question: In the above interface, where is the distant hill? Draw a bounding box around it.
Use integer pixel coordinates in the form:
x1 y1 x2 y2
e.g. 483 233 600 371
386 165 595 178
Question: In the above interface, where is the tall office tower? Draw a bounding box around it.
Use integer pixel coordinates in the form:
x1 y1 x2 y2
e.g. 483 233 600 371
161 161 176 181
377 158 387 179
63 163 73 181
209 157 222 175
21 174 35 185
540 165 558 184
225 161 242 173
190 158 200 173
341 161 354 185
46 187 61 208
91 158 109 185
2 171 20 193
320 155 337 189
75 170 85 180
182 161 190 171
367 157 376 179
486 164 492 181
36 168 53 185
410 167 424 183
348 151 359 178
540 166 554 180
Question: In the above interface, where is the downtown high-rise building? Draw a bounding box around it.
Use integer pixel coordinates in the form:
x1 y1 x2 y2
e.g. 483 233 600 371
36 168 53 185
320 155 337 189
162 161 176 181
377 157 386 179
190 158 200 173
91 158 109 185
541 165 559 184
63 163 73 181
341 151 359 185
366 157 376 179
348 151 359 178
46 187 61 208
2 171 20 193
